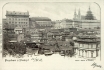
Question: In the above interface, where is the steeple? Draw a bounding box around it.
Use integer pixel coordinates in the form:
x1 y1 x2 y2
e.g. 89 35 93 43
74 8 77 20
78 8 81 20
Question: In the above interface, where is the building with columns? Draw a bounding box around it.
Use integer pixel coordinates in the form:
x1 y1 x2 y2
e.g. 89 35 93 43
74 35 100 58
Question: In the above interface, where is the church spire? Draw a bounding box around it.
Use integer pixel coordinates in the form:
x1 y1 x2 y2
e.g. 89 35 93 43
78 8 81 20
74 8 77 20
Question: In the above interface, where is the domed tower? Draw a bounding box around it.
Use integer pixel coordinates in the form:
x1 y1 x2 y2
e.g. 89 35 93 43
85 6 95 20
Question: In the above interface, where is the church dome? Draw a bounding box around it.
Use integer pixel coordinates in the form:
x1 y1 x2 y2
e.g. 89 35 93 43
85 7 95 20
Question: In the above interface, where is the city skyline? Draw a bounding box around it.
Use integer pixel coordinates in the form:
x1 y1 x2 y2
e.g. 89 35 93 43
3 2 100 21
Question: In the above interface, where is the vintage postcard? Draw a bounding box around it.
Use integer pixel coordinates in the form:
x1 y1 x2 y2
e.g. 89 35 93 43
0 0 104 70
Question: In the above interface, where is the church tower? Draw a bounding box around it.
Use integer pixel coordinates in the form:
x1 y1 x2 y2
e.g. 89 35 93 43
74 8 77 20
78 8 81 20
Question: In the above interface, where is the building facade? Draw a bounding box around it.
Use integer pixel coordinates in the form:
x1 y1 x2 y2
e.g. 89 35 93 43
6 11 29 29
29 17 53 30
74 36 100 58
54 19 73 29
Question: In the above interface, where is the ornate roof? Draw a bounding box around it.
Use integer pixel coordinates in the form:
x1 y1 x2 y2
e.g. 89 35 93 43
85 6 95 20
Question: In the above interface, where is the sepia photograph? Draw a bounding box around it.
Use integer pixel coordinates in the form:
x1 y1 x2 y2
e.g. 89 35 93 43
0 1 103 70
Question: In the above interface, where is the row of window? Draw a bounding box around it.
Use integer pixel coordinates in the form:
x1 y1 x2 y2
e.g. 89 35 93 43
18 25 28 27
8 18 28 21
9 22 28 24
79 44 97 48
37 22 51 23
8 24 28 27
39 25 53 26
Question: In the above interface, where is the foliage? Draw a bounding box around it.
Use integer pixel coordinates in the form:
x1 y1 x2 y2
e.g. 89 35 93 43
3 41 26 56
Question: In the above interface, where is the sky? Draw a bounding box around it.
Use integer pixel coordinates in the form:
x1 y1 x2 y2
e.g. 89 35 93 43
2 2 100 21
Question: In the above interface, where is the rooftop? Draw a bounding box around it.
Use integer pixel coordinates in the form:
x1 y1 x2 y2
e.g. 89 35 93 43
14 27 22 30
30 17 51 21
6 11 29 16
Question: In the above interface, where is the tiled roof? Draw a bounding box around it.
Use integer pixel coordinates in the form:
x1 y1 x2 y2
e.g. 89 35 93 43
30 17 51 21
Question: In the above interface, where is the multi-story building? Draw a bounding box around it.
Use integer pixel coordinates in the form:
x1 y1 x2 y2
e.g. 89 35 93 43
2 19 7 29
30 29 42 42
54 19 73 29
6 11 29 29
74 35 100 58
29 17 53 30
